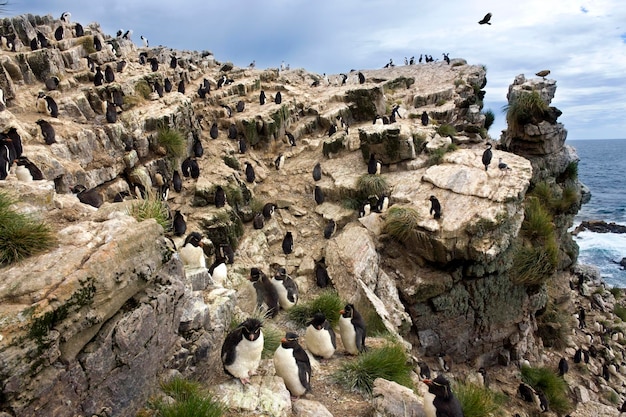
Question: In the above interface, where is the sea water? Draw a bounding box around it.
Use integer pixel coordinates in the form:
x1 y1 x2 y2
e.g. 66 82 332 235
570 138 626 287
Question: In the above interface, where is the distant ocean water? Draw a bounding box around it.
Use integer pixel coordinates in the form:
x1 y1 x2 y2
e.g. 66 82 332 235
570 138 626 287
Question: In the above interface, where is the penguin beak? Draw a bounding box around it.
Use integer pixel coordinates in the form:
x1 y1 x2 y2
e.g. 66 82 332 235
280 337 287 343
422 379 432 385
339 310 345 314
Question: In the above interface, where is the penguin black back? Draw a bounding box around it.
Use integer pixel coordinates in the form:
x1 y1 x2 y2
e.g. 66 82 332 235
482 143 493 171
323 219 336 239
314 258 331 288
36 119 56 145
210 122 219 139
221 317 263 371
340 303 366 353
214 185 226 208
282 231 293 254
193 135 204 157
249 267 279 318
245 162 255 183
312 162 322 181
181 157 200 179
314 185 324 205
253 213 264 229
173 210 187 236
424 375 464 417
262 203 276 219
421 111 429 126
429 195 442 219
275 91 282 104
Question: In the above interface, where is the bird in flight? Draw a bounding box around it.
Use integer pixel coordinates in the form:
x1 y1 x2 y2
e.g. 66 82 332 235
478 13 492 25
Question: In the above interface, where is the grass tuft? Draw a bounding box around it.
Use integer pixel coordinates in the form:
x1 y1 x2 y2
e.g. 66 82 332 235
521 366 572 415
333 343 413 395
0 192 56 265
503 90 548 132
357 174 390 199
614 305 626 322
483 109 495 130
287 289 343 327
383 206 420 244
222 155 241 170
454 382 505 417
148 377 224 417
135 79 152 100
127 191 171 231
436 124 456 138
536 302 571 349
157 127 186 158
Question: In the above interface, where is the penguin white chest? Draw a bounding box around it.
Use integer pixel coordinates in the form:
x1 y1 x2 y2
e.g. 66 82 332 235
16 165 32 182
273 346 307 397
225 333 264 379
271 278 296 310
339 316 358 354
305 325 335 359
179 245 206 269
211 263 228 285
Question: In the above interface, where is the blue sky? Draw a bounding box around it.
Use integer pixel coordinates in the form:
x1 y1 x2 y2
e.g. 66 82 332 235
4 0 626 139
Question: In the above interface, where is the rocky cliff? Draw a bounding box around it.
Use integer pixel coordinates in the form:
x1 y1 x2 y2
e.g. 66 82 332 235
0 13 599 417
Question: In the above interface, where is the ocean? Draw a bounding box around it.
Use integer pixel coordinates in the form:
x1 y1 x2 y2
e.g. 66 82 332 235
570 138 626 287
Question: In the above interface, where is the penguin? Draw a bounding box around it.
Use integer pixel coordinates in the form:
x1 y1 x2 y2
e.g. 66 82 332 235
418 362 431 379
273 332 311 397
60 11 71 23
282 231 293 255
367 153 381 175
228 124 237 139
305 312 336 359
72 184 103 208
271 267 298 310
177 79 185 94
358 72 365 84
38 92 58 118
36 119 56 145
15 156 44 181
421 111 429 126
603 363 611 381
286 131 296 146
537 389 549 412
275 91 282 104
573 348 582 364
45 76 60 91
438 352 451 372
214 185 226 208
105 101 117 123
92 35 102 51
210 122 219 139
578 306 586 328
262 203 276 219
94 67 104 86
181 157 200 179
5 128 22 158
274 153 285 170
323 219 336 239
314 185 324 205
173 210 187 236
358 201 371 218
30 36 40 51
259 90 266 105
197 84 209 99
238 137 247 154
74 22 84 37
111 89 124 108
253 213 264 229
172 170 182 193
339 304 366 354
235 100 245 113
147 57 158 72
478 367 489 388
164 78 173 93
327 124 337 137
373 194 389 213
170 55 177 69
245 162 255 183
179 232 206 269
558 357 568 376
208 254 228 285
423 375 464 417
140 35 148 48
221 318 264 385
482 143 492 171
36 31 49 48
249 267 279 318
429 196 442 219
314 257 331 288
518 383 535 402
0 137 16 170
104 65 115 83
192 135 204 158
218 243 235 264
312 162 322 181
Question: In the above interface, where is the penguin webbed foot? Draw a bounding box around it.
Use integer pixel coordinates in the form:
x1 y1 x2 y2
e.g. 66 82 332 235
239 377 251 385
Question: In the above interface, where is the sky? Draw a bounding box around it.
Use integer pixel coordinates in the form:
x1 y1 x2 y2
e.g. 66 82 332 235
3 0 626 140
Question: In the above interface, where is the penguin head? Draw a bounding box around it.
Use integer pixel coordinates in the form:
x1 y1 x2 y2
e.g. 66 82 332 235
183 232 203 247
249 267 262 282
307 312 327 330
239 318 263 342
275 267 287 279
280 332 300 348
340 304 355 318
429 195 438 202
423 375 452 399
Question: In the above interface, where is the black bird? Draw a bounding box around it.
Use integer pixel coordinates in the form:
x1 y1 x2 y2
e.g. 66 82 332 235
423 375 464 417
429 195 441 219
153 81 164 97
221 318 263 385
518 383 535 402
274 153 285 170
328 124 337 137
15 156 43 181
197 84 209 99
210 122 219 139
39 93 58 118
181 157 200 179
537 389 549 412
192 135 204 157
45 76 60 91
104 65 115 83
105 101 117 123
578 306 586 328
164 78 173 93
249 267 279 318
478 12 492 25
37 31 49 48
603 363 610 381
36 119 56 145
172 170 182 193
312 162 322 181
111 89 124 107
323 219 336 239
282 231 293 254
262 203 276 219
482 143 493 170
5 128 23 158
259 90 266 105
314 185 324 205
340 73 348 85
574 348 583 364
314 258 330 288
238 138 247 154
558 357 569 376
236 100 245 112
75 22 84 37
421 111 429 126
94 67 104 86
93 35 102 51
478 367 489 388
367 153 381 175
219 243 235 264
214 185 226 208
228 124 237 139
358 72 365 84
245 162 255 183
274 332 311 397
443 53 450 65
0 137 16 168
72 184 103 208
170 55 178 69
418 362 431 379
173 210 187 236
339 304 367 354
253 213 264 229
177 79 185 94
536 69 551 79
286 131 296 146
498 157 511 173
275 91 282 104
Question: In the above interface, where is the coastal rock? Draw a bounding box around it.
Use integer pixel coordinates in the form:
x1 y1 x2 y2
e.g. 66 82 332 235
372 378 426 417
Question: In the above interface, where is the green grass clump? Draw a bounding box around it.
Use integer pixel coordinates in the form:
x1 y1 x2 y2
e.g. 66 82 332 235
454 382 505 417
222 155 241 170
510 242 558 286
157 127 186 158
483 109 495 130
148 377 224 417
436 124 456 138
223 184 244 207
135 79 152 99
127 192 171 231
610 287 622 299
521 197 554 241
287 289 343 327
333 343 413 395
78 36 96 54
357 174 390 199
383 206 420 244
412 133 426 154
536 303 571 348
521 366 572 415
0 192 56 265
503 90 548 132
552 185 579 214
560 161 578 181
614 305 626 322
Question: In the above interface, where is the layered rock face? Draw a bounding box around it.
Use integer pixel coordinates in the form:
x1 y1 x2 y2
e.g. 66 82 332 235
0 13 583 417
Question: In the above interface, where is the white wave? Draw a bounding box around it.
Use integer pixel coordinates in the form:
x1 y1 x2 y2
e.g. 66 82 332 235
573 230 626 287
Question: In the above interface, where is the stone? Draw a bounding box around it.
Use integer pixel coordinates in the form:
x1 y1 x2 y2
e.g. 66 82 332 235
292 399 333 417
372 378 427 417
211 376 291 417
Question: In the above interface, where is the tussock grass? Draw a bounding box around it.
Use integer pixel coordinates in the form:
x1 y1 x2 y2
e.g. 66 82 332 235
127 192 171 231
135 79 152 100
412 133 427 154
287 289 343 327
536 303 571 349
0 192 56 265
222 155 240 170
357 174 390 199
503 90 548 132
454 382 505 417
78 36 96 54
157 127 186 158
521 197 554 241
510 243 558 286
148 377 224 417
614 305 626 322
530 182 579 215
521 366 572 415
610 287 622 299
333 343 413 395
436 124 456 138
223 184 243 207
561 161 578 181
383 206 420 244
483 109 495 130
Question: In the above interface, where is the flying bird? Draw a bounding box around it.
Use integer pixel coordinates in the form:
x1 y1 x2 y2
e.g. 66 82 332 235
478 12 492 25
